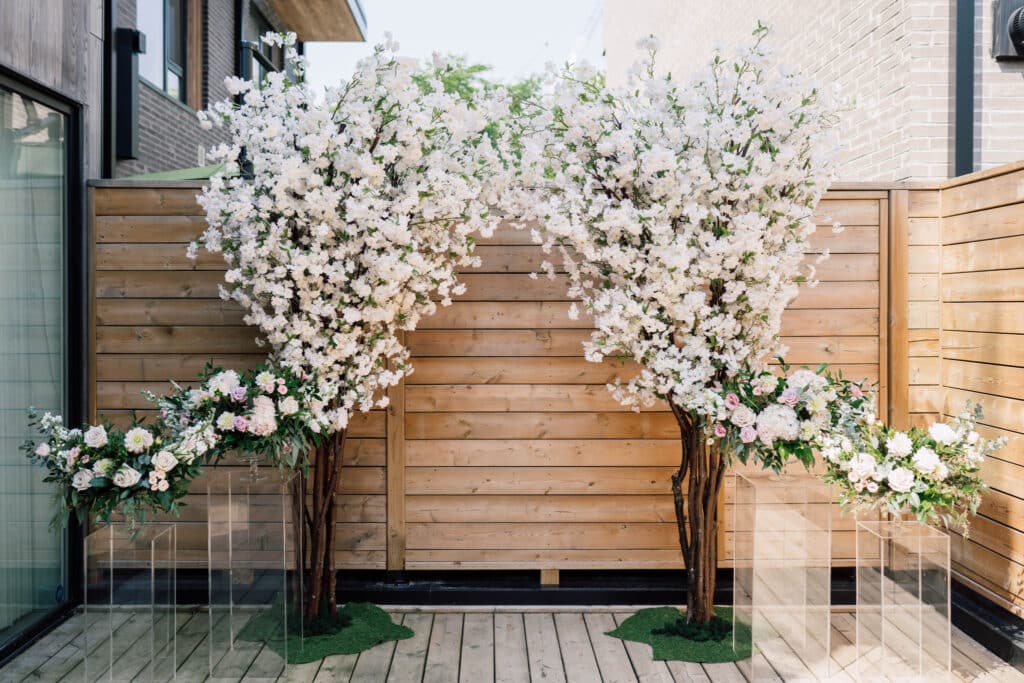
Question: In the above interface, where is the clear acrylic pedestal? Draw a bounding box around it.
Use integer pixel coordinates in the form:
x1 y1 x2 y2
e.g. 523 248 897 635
733 471 832 681
855 520 951 681
83 522 176 681
207 466 298 679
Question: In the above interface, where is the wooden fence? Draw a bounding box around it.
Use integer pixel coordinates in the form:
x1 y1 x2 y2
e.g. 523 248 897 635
85 163 1024 615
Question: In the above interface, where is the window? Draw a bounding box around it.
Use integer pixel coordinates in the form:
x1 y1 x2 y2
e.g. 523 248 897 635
138 0 187 102
0 80 72 651
245 5 281 83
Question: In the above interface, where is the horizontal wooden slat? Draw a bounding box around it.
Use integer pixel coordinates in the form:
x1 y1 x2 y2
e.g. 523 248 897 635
942 235 1024 274
96 243 222 270
96 300 246 325
406 467 676 495
941 168 1024 217
944 388 1023 436
406 385 663 413
405 440 680 467
95 353 264 380
406 412 680 440
94 188 204 216
908 190 940 218
406 522 680 550
943 202 1024 245
941 331 1022 366
96 326 261 354
95 215 207 243
942 360 1024 401
96 271 226 298
942 302 1024 335
937 270 1024 303
407 495 677 523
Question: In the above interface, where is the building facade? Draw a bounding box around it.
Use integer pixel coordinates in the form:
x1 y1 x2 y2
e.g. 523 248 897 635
604 0 1024 181
0 0 364 660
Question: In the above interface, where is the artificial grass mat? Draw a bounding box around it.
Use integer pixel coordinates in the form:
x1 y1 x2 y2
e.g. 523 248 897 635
606 606 752 663
238 602 413 664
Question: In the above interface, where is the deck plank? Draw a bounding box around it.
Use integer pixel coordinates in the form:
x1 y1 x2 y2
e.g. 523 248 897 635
525 613 568 682
553 612 602 683
582 612 638 683
459 612 495 683
422 613 464 683
494 613 531 683
612 613 674 683
387 612 433 682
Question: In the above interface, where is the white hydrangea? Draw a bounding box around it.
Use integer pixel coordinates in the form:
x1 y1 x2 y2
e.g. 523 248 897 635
501 29 836 419
755 404 801 445
195 34 510 432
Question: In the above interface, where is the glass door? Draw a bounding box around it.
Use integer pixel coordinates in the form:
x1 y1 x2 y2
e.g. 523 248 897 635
0 82 68 649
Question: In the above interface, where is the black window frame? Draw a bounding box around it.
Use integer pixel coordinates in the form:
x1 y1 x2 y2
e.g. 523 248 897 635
0 64 87 666
139 0 188 104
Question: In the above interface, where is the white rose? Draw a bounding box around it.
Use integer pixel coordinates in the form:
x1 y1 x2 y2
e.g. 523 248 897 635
215 412 236 431
934 462 949 481
123 427 154 454
911 447 940 476
92 458 115 477
112 465 142 488
34 443 51 457
729 405 756 428
279 396 299 416
72 469 94 491
887 467 916 493
152 450 178 472
847 452 877 480
84 426 108 449
886 432 914 458
928 422 958 446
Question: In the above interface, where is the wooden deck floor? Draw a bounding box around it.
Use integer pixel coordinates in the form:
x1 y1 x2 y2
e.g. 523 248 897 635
3 607 1022 682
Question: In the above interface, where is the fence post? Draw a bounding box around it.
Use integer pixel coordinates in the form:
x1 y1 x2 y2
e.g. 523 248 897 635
887 189 911 430
386 331 407 572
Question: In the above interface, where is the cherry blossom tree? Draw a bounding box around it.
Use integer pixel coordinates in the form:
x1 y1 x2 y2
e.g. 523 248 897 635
194 34 509 622
504 26 837 624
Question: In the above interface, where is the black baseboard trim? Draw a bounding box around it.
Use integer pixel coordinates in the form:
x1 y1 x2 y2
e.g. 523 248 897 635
951 581 1024 666
0 601 78 669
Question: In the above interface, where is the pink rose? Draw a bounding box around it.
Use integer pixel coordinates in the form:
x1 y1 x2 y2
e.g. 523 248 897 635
779 388 799 406
851 385 863 399
724 393 740 410
277 384 288 395
233 416 248 432
713 423 727 438
752 386 763 396
739 426 757 443
230 386 247 402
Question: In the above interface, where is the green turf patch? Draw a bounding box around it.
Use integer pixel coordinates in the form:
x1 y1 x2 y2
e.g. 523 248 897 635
238 602 413 664
606 606 752 663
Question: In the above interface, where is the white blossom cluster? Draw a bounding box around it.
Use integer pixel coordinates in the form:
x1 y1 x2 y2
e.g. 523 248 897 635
502 28 837 418
194 34 510 431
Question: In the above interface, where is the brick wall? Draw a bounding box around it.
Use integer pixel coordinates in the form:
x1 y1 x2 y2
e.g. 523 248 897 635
604 0 1024 181
115 0 287 177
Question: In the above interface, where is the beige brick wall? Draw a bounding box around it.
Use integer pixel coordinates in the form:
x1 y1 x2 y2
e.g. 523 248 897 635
604 0 1024 181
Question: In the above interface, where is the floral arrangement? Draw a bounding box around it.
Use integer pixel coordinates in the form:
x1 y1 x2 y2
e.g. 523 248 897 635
150 363 323 469
712 364 875 472
22 411 203 527
820 404 1005 530
193 33 512 432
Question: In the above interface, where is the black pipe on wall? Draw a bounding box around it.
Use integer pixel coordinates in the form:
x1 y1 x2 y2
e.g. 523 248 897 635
955 0 976 176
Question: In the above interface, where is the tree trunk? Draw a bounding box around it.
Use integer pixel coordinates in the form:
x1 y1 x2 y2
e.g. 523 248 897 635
290 429 345 624
669 402 728 625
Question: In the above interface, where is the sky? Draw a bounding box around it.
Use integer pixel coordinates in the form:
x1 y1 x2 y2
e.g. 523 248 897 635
304 0 604 92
